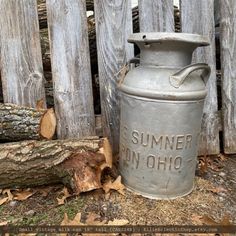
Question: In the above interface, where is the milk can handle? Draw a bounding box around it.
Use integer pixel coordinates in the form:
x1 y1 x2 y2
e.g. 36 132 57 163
169 63 211 88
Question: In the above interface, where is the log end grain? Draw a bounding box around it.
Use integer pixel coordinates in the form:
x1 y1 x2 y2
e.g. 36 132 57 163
61 151 105 193
40 108 56 139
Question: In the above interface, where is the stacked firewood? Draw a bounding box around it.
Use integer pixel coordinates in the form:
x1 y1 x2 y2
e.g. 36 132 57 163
0 100 112 192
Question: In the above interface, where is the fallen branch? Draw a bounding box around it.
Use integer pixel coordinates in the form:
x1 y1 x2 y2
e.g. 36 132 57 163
0 103 56 142
0 137 112 193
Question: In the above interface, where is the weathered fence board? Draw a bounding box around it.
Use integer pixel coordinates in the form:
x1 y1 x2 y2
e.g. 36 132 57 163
138 0 174 32
181 0 220 155
0 0 46 108
94 0 133 153
220 0 236 154
46 0 95 138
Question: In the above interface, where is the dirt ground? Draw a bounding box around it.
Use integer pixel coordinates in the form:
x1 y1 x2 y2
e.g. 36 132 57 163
0 154 235 235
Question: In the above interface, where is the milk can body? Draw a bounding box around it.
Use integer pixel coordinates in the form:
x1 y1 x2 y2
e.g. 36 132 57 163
119 33 211 199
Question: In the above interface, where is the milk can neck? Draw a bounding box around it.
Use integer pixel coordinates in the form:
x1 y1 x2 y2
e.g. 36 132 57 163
139 43 194 68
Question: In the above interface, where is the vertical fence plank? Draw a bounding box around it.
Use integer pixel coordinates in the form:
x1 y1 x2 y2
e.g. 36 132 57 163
220 0 236 154
138 0 174 32
0 0 46 108
94 0 133 153
46 0 95 138
181 0 220 155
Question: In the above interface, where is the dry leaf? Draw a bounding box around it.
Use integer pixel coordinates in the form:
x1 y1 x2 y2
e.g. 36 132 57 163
60 214 75 236
57 187 71 205
207 156 224 172
3 189 13 201
85 212 100 224
0 197 8 206
38 187 52 197
209 186 227 194
199 156 208 175
218 153 227 161
107 219 129 225
201 214 232 226
61 213 83 226
219 214 231 225
105 192 110 200
201 215 219 225
18 234 37 236
61 213 70 225
191 214 204 225
14 190 34 201
36 99 45 110
103 176 125 195
85 212 106 225
99 138 113 170
116 64 129 86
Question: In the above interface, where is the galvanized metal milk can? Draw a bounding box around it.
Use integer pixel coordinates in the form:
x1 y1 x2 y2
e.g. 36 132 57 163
119 33 211 199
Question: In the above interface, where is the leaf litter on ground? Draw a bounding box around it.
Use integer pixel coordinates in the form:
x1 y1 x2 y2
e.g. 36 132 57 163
57 187 72 205
0 188 35 206
13 189 35 201
61 211 129 226
103 175 125 195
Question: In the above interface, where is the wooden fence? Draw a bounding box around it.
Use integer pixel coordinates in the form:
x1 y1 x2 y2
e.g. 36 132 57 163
0 0 235 155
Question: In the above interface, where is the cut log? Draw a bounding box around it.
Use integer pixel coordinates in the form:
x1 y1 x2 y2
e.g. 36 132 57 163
0 137 112 194
0 103 56 142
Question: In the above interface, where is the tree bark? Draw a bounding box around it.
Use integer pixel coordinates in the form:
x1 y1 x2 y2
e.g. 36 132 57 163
0 103 56 142
0 137 112 193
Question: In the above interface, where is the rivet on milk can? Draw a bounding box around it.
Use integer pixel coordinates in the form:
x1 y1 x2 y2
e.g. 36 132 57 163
118 33 211 199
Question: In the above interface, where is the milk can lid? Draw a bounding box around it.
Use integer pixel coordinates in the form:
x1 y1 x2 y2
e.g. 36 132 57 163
128 32 209 47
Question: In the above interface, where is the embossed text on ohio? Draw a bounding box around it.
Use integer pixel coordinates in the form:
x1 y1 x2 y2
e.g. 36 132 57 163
120 126 193 171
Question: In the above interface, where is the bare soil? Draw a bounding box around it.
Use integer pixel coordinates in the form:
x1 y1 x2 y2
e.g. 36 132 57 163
0 155 235 233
